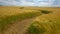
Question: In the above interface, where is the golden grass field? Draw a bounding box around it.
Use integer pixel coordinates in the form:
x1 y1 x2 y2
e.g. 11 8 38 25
0 6 60 34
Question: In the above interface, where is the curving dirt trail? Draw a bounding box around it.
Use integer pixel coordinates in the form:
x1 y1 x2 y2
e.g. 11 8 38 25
2 18 35 34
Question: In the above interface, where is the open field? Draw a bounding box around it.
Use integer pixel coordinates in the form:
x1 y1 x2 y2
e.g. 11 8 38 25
0 6 60 34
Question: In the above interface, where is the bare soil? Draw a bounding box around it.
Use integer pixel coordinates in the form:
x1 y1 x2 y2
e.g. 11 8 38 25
2 18 35 34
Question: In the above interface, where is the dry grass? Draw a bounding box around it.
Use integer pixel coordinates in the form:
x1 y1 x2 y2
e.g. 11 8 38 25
26 7 60 34
0 6 60 34
0 6 42 32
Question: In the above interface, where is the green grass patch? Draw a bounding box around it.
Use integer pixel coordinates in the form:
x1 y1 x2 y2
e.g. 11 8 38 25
40 10 52 14
26 21 46 34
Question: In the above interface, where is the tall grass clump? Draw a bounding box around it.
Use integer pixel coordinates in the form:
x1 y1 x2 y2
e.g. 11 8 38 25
25 21 46 34
40 10 52 14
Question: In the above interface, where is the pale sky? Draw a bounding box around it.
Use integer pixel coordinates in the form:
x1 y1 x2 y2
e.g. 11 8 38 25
0 0 60 7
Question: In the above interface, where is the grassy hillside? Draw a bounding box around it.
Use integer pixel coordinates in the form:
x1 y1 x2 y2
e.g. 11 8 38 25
25 7 60 34
0 6 60 34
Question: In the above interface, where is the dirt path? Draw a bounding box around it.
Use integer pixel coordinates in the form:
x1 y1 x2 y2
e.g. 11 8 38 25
2 18 35 34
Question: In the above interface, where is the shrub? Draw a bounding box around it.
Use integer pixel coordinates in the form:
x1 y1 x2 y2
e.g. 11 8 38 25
40 10 52 14
19 7 24 9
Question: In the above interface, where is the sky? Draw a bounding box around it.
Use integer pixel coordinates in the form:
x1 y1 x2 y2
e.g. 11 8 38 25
0 0 60 7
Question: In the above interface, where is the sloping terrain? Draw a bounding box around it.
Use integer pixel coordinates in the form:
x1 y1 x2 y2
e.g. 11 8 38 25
25 7 60 34
0 6 60 34
0 6 41 34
